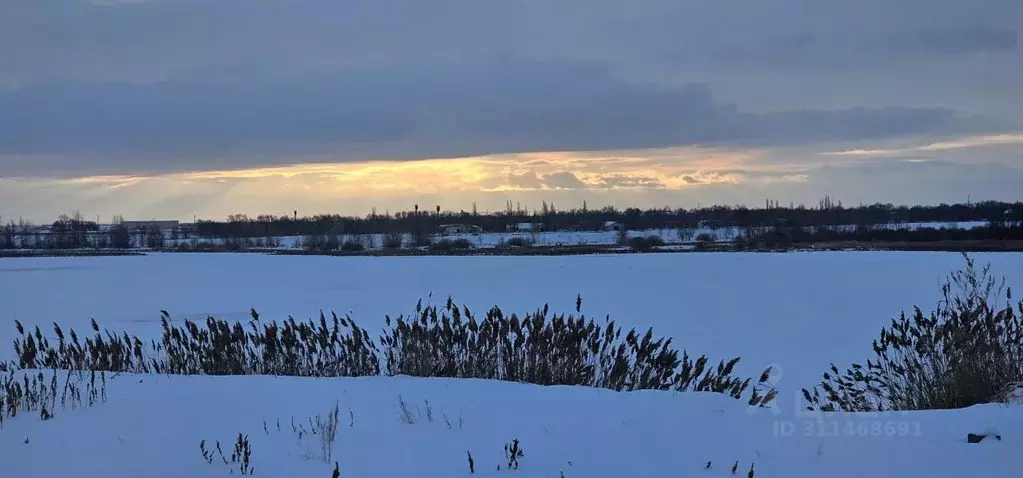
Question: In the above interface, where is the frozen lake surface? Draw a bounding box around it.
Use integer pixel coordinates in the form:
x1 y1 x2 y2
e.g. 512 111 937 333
2 251 1021 397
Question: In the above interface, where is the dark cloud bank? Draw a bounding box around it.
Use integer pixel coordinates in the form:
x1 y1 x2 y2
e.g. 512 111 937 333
0 61 998 177
0 0 1019 177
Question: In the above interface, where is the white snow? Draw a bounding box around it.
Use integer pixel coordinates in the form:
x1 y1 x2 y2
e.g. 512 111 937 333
1 373 1019 478
1 251 1021 477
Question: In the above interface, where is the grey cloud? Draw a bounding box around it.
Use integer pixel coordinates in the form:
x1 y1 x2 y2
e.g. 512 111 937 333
0 61 1001 177
540 170 589 190
87 0 148 5
3 0 1021 85
908 27 1018 55
699 27 1017 71
500 170 588 190
803 160 1023 206
503 171 545 190
0 0 1020 177
746 107 995 145
681 176 701 185
3 1 1021 87
0 79 416 169
544 172 587 190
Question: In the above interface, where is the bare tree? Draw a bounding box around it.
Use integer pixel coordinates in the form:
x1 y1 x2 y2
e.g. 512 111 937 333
109 215 131 249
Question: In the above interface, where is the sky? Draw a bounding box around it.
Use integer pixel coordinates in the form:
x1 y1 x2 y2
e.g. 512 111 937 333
0 0 1021 222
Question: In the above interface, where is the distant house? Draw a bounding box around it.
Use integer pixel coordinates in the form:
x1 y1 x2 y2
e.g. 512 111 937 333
602 221 623 231
439 224 482 235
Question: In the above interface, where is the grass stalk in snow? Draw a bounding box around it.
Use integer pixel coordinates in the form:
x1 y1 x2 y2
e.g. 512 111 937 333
0 368 107 428
312 403 340 463
199 434 253 475
504 438 524 470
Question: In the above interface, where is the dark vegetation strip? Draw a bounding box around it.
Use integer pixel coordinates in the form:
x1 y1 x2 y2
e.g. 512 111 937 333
7 238 1023 259
6 296 778 410
0 250 144 258
804 253 1023 412
832 240 1023 252
270 245 647 257
183 198 1020 238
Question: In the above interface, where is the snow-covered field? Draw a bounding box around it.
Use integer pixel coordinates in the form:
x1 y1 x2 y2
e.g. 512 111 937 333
2 374 1019 478
1 251 1021 477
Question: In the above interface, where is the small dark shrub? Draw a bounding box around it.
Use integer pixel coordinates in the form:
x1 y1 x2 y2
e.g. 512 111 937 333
410 227 433 248
693 233 716 251
382 232 404 249
501 237 534 248
677 225 696 243
738 222 793 250
340 241 364 252
429 238 473 252
803 253 1023 412
303 234 340 251
628 235 664 251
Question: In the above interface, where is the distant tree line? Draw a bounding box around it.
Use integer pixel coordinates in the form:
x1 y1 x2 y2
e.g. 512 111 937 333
189 197 1022 239
0 212 166 250
0 197 1020 250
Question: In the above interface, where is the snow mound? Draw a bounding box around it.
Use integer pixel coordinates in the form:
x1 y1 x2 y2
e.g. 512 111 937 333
1 373 1018 478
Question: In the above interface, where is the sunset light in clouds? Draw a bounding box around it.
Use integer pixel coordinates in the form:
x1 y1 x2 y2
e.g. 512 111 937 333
1 131 1014 221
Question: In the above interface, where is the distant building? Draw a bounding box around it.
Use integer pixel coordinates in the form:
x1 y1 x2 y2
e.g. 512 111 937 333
602 221 622 231
120 220 180 230
439 224 482 235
